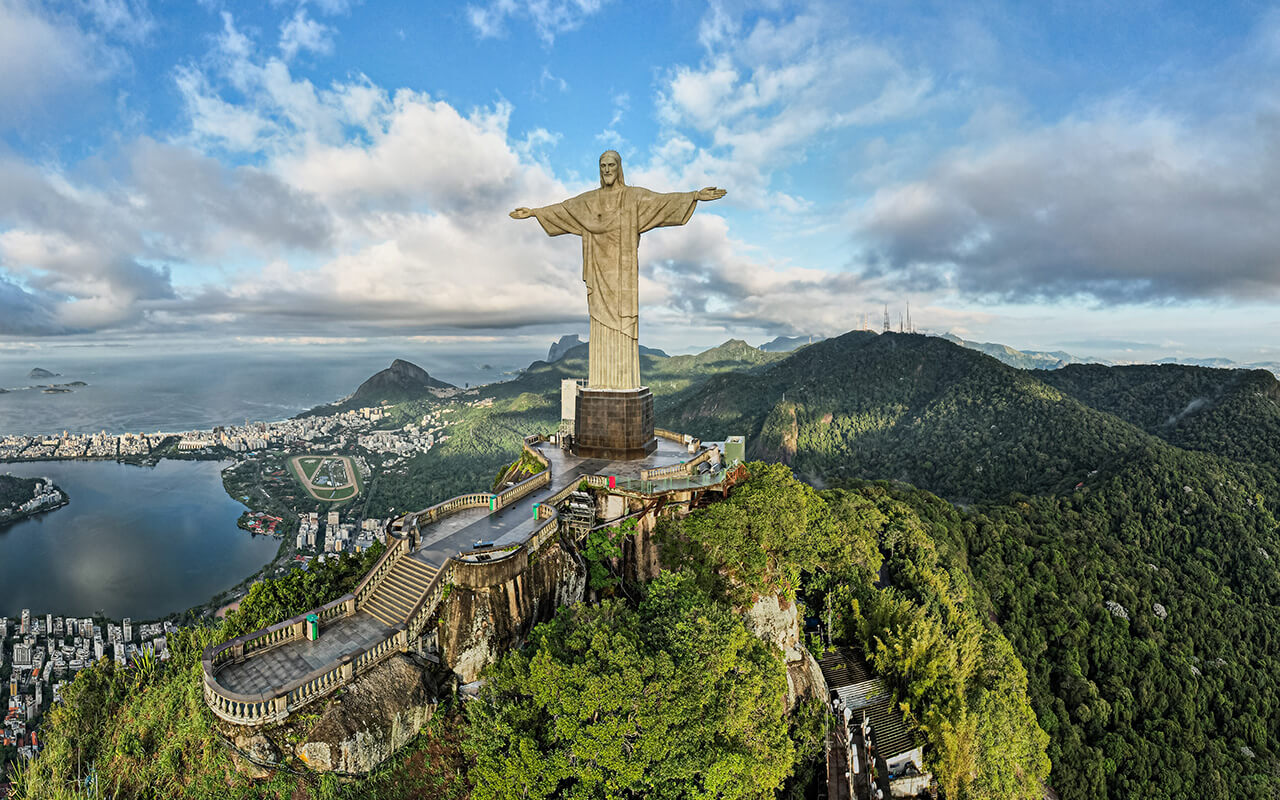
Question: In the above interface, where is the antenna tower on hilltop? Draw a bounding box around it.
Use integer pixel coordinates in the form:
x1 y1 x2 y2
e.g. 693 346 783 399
882 304 890 333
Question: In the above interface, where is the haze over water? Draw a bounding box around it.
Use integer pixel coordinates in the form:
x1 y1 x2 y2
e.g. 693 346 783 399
0 344 544 437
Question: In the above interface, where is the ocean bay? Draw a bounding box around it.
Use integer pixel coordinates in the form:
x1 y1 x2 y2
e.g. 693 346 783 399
0 343 544 437
0 459 278 620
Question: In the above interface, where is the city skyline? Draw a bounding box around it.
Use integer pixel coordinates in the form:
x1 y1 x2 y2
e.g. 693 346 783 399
1 0 1277 364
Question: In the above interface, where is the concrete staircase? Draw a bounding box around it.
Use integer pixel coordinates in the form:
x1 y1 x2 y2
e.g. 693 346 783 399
362 557 438 626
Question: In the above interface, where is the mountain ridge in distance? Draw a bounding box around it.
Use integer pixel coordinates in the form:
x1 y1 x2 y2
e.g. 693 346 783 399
546 334 669 363
659 327 1280 799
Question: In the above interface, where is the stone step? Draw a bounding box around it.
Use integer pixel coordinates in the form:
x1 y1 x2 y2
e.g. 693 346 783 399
400 559 438 580
370 586 415 618
370 592 411 621
382 569 429 596
363 597 400 626
377 577 423 607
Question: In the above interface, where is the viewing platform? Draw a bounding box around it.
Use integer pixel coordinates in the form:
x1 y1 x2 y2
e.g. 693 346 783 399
202 430 734 727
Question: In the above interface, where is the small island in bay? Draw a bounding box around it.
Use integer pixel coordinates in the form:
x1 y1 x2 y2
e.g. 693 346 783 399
29 367 60 379
0 474 68 524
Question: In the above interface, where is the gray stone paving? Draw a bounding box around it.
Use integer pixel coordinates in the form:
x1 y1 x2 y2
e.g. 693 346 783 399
213 436 705 696
217 613 392 695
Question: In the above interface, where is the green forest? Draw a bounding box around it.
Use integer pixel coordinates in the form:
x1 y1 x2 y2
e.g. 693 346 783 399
11 331 1280 798
668 331 1280 798
12 461 1053 799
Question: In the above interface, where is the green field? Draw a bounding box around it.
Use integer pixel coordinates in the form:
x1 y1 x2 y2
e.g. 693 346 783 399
297 456 322 481
288 455 362 503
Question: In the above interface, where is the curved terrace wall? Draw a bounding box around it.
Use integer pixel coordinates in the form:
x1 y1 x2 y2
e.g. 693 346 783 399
201 438 559 727
201 432 721 729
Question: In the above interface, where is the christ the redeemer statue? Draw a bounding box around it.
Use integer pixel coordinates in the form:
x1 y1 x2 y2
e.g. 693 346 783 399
511 150 726 390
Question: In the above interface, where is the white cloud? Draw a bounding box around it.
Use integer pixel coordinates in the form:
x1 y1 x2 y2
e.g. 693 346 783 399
858 108 1280 303
279 7 334 61
649 9 935 212
539 65 568 94
82 0 154 42
466 0 609 45
0 0 122 121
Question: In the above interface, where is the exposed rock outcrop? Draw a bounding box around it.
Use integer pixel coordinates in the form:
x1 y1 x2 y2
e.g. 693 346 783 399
548 334 585 363
292 652 441 774
744 595 800 653
439 538 586 682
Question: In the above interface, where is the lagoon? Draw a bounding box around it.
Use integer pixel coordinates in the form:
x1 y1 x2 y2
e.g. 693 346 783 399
0 459 278 620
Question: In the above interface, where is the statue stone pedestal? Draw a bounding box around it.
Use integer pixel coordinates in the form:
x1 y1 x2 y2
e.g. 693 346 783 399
574 387 656 460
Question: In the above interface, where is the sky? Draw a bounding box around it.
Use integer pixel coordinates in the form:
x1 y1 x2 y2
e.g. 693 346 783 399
1 0 1278 364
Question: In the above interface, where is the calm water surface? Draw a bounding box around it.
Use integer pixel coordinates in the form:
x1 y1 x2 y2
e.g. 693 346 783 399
0 459 278 620
0 345 542 437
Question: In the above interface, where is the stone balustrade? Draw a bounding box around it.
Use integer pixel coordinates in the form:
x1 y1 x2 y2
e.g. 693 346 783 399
202 430 703 729
202 481 526 727
492 438 552 509
353 536 410 608
640 445 718 481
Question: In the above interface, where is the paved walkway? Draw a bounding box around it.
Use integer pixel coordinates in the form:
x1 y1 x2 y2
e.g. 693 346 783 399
212 436 701 696
217 613 392 694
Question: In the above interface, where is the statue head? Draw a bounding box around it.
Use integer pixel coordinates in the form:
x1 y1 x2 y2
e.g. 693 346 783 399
599 150 624 187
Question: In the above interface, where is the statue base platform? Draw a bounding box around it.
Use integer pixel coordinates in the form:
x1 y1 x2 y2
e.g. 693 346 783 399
573 387 656 461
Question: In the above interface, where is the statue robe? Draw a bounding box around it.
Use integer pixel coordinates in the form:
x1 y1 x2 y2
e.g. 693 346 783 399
531 186 698 389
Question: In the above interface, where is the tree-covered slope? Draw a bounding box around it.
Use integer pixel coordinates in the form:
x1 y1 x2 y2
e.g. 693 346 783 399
1037 363 1280 469
667 331 1163 502
962 447 1280 799
654 464 1050 799
664 331 1280 798
0 474 41 509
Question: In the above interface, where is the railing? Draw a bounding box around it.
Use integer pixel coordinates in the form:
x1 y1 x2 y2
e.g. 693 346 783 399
654 428 687 444
353 536 410 609
493 438 552 509
406 560 457 640
204 484 505 726
540 479 585 510
423 493 493 522
205 617 416 726
204 431 707 727
526 504 560 555
640 446 717 481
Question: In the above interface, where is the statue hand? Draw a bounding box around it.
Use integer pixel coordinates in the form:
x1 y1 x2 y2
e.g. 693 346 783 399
696 187 727 202
510 207 533 219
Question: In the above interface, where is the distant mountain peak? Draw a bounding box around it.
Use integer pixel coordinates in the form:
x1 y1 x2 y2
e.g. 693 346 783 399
547 334 584 363
349 359 453 406
940 332 1110 370
759 335 825 353
545 334 668 365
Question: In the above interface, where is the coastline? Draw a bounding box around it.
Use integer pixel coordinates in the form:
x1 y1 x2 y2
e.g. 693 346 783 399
0 494 70 527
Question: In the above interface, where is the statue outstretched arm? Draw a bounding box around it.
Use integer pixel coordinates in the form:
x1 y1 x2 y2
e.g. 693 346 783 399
696 187 726 202
511 201 583 237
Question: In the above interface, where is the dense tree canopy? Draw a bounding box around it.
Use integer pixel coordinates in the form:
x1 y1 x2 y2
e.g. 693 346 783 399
466 572 794 800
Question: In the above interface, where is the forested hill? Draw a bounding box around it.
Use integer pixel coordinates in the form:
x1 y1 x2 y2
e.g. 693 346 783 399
1036 363 1280 470
666 330 1167 503
665 329 1280 799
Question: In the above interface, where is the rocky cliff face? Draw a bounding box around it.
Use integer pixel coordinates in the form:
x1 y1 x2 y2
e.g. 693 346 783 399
547 334 585 363
438 537 586 682
226 652 446 777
